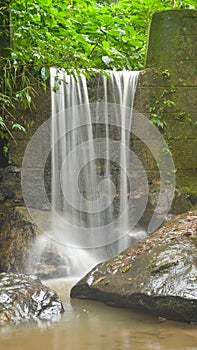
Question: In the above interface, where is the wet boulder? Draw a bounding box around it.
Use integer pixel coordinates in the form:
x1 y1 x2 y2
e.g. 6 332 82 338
71 207 197 323
0 206 41 273
0 206 69 279
0 273 64 325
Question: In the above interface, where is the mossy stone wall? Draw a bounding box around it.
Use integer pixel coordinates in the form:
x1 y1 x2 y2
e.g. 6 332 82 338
143 10 197 195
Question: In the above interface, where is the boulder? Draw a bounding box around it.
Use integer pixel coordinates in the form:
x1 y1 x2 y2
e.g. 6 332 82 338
140 183 194 227
0 272 64 325
0 205 70 279
0 165 23 207
0 206 41 273
71 207 197 323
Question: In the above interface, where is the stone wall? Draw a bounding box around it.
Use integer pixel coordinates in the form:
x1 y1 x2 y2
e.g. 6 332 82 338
144 10 197 195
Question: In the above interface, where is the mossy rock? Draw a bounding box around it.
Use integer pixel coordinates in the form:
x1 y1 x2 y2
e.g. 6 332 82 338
71 207 197 323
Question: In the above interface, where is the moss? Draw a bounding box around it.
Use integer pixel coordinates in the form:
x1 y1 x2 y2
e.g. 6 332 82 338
155 296 196 320
121 264 132 273
181 184 197 205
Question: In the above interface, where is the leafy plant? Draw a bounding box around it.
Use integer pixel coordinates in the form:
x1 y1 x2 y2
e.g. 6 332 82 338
149 82 193 137
0 0 196 145
149 86 176 131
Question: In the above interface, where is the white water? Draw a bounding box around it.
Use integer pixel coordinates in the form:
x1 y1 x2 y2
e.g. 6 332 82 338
47 69 146 276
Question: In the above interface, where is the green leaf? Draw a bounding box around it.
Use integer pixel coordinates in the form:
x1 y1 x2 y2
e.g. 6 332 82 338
41 67 50 81
12 123 26 132
0 117 6 128
102 56 112 65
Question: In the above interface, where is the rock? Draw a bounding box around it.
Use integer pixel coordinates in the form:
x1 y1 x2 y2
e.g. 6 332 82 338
0 165 23 206
140 184 194 228
0 206 70 278
30 236 71 279
71 207 197 323
0 272 64 325
0 206 41 273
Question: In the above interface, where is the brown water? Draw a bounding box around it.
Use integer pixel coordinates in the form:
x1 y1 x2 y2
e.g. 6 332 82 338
0 278 196 350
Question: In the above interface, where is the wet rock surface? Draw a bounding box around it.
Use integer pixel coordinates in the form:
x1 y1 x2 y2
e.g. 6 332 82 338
30 236 71 280
0 273 64 325
0 166 23 207
0 204 69 278
71 207 197 323
140 184 194 228
0 206 41 273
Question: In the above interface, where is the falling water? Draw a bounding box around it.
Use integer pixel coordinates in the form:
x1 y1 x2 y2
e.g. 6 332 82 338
49 68 147 276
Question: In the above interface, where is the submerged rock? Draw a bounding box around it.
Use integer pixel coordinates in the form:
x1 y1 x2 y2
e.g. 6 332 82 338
0 273 64 325
71 207 197 323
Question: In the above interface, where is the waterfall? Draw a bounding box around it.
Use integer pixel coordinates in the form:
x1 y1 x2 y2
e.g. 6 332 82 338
49 69 147 276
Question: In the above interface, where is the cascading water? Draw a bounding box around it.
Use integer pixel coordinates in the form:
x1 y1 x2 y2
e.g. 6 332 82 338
49 68 147 276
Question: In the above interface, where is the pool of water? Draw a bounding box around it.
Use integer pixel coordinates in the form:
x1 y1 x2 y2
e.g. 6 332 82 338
0 278 196 350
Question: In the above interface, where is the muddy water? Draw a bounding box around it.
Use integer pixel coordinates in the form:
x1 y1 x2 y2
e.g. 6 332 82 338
0 278 196 350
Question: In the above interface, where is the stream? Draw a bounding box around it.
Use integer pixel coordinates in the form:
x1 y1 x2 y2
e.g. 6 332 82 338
0 278 196 350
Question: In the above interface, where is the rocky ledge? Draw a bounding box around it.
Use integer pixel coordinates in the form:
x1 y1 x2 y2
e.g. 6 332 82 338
0 273 64 325
71 207 197 323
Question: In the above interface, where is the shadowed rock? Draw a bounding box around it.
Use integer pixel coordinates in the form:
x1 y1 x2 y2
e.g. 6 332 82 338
71 207 197 323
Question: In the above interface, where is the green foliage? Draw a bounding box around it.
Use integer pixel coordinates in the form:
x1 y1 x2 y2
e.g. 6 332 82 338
11 0 146 72
0 0 196 143
149 86 176 131
0 53 37 144
9 0 197 72
149 84 193 135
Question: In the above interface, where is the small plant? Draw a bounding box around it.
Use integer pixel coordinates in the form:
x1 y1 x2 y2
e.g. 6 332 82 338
161 69 171 78
0 51 40 149
149 86 176 131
